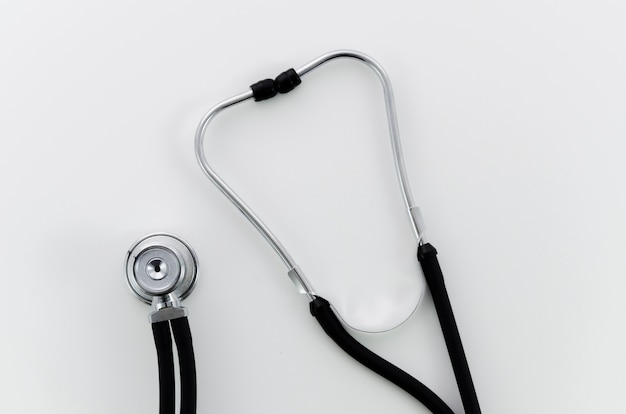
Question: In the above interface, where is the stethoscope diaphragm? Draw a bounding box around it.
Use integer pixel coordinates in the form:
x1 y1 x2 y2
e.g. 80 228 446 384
125 233 198 306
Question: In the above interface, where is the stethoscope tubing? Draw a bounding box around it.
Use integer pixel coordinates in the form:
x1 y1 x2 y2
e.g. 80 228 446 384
311 296 454 414
171 317 197 414
152 321 175 414
152 317 197 414
190 50 481 413
418 244 481 414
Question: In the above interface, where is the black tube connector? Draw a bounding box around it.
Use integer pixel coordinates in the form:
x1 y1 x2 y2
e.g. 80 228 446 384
250 68 301 101
250 78 277 101
275 68 301 93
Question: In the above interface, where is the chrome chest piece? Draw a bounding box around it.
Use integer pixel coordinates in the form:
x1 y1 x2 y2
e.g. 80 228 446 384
125 233 198 322
126 233 199 412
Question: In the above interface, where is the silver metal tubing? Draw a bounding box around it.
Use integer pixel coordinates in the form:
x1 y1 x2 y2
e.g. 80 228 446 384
194 50 424 301
194 91 317 300
296 51 424 242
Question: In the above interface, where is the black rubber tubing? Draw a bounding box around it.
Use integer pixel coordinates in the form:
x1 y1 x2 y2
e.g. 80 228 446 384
310 296 454 414
171 317 197 414
152 321 176 414
418 243 481 414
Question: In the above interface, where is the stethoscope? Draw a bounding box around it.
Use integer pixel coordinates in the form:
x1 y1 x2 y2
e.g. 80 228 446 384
125 50 481 414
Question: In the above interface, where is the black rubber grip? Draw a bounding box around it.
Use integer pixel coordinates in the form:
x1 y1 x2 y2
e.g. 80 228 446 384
274 68 301 93
171 317 197 414
250 68 301 101
152 321 175 414
250 78 277 101
418 243 481 414
310 296 454 414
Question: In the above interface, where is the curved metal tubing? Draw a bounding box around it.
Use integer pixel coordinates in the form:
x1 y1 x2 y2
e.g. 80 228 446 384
194 50 424 301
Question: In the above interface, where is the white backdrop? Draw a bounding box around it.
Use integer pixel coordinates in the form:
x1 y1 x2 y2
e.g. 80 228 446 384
1 1 625 413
